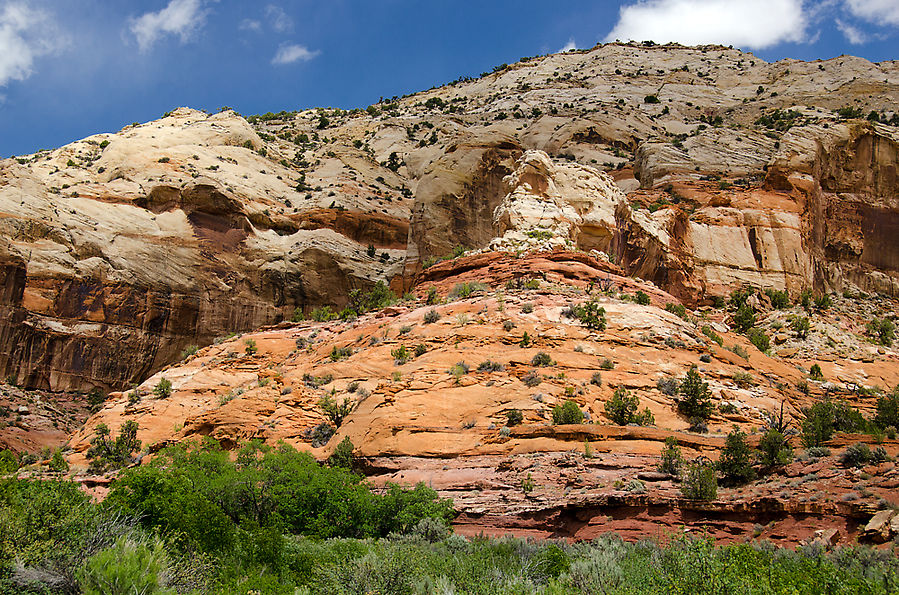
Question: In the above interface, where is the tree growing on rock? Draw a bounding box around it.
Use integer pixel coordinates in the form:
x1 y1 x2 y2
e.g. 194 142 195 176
676 367 714 430
717 427 756 485
86 421 141 472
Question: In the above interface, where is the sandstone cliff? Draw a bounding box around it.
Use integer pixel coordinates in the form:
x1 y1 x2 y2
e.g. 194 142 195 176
1 43 897 394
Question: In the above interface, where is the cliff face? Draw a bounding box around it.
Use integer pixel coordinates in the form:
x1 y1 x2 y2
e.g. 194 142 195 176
2 44 898 390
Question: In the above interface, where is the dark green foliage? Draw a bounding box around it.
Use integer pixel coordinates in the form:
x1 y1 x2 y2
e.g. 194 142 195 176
809 363 824 380
327 437 355 470
676 367 714 423
153 377 172 399
718 428 756 485
505 409 523 426
792 315 811 338
318 393 354 428
757 429 793 469
765 288 790 309
701 325 724 346
531 351 554 367
605 387 639 425
800 399 869 447
49 449 69 473
0 450 19 474
867 318 895 346
108 441 453 548
665 302 688 320
728 288 753 310
874 388 899 430
86 421 141 472
347 281 395 315
448 281 488 299
423 309 440 324
681 459 717 500
733 305 756 332
644 95 660 103
552 400 584 425
635 291 651 305
839 443 872 468
659 437 684 476
748 327 770 352
572 299 607 330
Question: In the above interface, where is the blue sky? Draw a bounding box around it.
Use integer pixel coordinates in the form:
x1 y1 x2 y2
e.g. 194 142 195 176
1 0 897 157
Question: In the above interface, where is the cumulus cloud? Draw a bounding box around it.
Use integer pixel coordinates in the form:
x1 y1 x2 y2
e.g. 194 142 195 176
844 0 899 26
558 38 577 52
130 0 213 52
835 18 868 43
265 4 293 33
271 43 318 65
604 0 809 49
0 2 65 87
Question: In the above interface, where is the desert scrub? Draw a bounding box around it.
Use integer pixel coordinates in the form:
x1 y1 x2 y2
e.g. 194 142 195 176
604 387 654 426
423 309 440 324
329 346 353 361
531 351 554 367
552 400 584 425
449 281 488 299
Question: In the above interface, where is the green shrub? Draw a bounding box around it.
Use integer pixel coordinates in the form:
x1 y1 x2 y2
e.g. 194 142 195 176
423 309 440 324
330 346 353 361
867 318 895 346
590 372 603 386
732 371 754 388
449 282 488 299
733 305 756 332
659 437 684 476
599 358 615 370
478 360 504 372
635 291 651 305
318 392 354 428
757 429 793 469
702 325 724 346
765 289 791 309
153 378 172 399
605 387 639 425
244 338 257 355
801 400 837 447
573 299 607 330
791 316 810 339
681 459 717 500
839 443 871 468
86 421 141 472
531 351 554 367
676 367 714 423
748 328 770 352
49 449 69 473
506 409 523 426
718 428 756 485
311 305 338 322
327 436 355 469
552 400 584 425
874 388 899 429
0 449 19 473
522 370 541 387
657 376 680 395
78 536 174 595
391 345 410 365
665 303 688 320
809 363 824 380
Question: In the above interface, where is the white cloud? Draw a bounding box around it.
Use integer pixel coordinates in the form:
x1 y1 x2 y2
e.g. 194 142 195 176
265 4 293 33
558 38 577 53
239 18 261 32
271 43 318 65
845 0 899 26
130 0 213 52
0 2 65 87
604 0 809 49
835 18 868 43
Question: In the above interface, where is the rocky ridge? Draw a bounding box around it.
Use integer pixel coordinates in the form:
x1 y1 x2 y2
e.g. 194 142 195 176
1 43 898 391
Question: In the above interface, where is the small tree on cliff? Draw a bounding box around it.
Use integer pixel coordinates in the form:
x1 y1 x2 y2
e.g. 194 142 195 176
86 421 142 472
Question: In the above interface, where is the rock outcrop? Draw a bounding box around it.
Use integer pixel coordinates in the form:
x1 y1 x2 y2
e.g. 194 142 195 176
2 44 898 393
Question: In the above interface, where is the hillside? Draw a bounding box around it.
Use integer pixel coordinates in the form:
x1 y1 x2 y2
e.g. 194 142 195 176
1 42 898 392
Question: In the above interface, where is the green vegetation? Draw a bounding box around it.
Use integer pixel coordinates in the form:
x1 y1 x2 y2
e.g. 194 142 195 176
748 327 770 352
717 428 756 485
604 387 654 426
658 437 684 476
552 400 584 425
153 377 172 399
570 299 607 330
86 421 141 472
3 468 898 593
757 429 793 469
676 367 714 429
634 291 650 305
680 459 718 500
318 392 354 428
449 281 488 299
505 409 523 426
531 351 554 367
800 398 871 447
867 318 895 347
